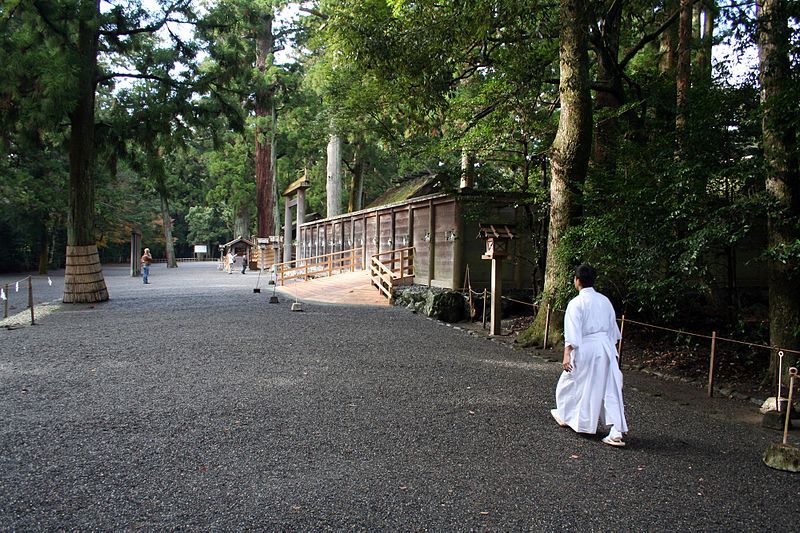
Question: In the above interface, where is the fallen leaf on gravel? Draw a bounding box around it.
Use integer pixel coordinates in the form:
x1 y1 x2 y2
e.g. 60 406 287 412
469 411 475 415
480 512 490 516
570 454 579 459
400 486 408 491
291 505 302 512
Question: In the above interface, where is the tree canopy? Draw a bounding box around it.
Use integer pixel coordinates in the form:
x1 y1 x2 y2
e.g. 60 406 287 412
1 0 798 361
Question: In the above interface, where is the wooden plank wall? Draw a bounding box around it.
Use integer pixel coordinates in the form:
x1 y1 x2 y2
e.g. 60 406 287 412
296 194 535 290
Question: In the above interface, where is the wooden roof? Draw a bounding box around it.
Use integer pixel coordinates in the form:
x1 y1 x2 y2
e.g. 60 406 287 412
223 237 254 249
365 173 442 209
282 176 311 197
478 224 516 239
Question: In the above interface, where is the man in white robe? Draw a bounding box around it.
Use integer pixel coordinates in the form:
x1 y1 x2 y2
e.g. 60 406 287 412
551 264 629 447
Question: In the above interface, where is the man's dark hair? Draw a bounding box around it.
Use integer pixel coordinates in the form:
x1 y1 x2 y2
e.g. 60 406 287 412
575 264 596 287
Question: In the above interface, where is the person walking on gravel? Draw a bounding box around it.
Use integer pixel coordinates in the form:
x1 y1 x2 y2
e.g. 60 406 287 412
551 264 628 447
141 248 153 284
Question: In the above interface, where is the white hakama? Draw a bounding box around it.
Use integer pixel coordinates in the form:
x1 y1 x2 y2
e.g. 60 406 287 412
555 287 628 435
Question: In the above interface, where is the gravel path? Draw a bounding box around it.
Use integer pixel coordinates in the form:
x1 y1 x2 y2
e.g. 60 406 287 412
1 263 798 530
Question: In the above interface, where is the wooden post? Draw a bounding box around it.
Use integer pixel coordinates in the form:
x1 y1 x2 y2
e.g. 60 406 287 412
482 288 487 329
284 198 293 263
428 200 435 287
543 303 551 349
489 258 502 335
707 330 717 398
3 283 8 318
130 231 141 277
28 276 34 325
783 368 797 445
617 314 626 361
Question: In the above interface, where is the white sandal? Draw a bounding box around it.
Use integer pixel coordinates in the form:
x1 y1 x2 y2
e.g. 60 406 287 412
602 435 626 447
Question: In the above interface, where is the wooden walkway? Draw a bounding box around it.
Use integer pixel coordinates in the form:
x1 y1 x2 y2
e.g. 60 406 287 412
274 270 389 306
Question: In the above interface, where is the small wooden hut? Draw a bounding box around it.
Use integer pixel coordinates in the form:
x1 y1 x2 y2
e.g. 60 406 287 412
222 237 254 266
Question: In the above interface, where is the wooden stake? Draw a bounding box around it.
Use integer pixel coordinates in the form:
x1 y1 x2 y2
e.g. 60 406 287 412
618 314 626 361
482 289 487 329
543 303 551 349
707 330 717 398
28 276 34 325
783 368 797 445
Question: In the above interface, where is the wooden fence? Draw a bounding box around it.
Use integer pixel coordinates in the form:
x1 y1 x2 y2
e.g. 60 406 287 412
274 248 363 285
370 247 416 302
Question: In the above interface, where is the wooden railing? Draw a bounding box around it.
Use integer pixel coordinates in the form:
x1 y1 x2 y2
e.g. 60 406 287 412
274 248 363 285
370 247 415 301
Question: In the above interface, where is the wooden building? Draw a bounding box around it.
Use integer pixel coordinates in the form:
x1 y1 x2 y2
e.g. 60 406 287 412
296 175 535 291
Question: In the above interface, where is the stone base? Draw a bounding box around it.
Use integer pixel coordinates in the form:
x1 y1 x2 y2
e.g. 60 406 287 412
763 443 800 473
762 410 792 431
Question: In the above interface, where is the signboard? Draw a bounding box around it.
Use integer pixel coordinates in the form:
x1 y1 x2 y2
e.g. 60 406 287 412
194 245 208 254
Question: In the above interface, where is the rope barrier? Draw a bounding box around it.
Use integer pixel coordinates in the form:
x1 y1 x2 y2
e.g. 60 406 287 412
501 295 539 309
460 287 799 359
622 317 800 355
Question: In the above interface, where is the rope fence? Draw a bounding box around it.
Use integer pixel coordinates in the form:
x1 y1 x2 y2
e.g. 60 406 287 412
1 275 42 325
458 286 798 399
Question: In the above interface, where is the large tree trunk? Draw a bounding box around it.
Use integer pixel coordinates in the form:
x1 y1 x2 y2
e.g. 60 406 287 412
757 0 800 379
591 0 623 184
326 128 343 217
63 0 108 304
696 1 715 83
255 11 275 238
460 149 475 189
234 206 250 240
158 190 177 268
675 0 692 157
659 0 679 73
348 141 365 212
518 0 592 347
37 219 49 275
271 106 280 237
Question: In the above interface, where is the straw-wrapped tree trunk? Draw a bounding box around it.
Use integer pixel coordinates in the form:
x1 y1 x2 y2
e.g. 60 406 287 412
64 0 108 304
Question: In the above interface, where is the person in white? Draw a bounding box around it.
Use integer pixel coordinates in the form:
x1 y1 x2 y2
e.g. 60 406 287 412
227 251 234 274
551 264 629 447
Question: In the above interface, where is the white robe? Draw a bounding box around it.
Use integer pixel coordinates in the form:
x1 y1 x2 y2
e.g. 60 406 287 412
555 287 628 434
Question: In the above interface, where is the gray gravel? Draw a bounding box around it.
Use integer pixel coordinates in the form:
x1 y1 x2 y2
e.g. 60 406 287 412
1 263 798 530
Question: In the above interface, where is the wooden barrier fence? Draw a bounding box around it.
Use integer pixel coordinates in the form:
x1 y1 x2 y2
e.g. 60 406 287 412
274 248 363 285
369 247 415 302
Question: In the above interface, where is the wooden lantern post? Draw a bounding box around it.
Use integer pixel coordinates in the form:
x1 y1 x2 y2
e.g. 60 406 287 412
479 224 515 336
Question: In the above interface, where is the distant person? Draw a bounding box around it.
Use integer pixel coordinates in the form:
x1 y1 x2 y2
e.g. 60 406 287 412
551 264 628 447
227 251 234 274
240 253 247 274
141 248 153 284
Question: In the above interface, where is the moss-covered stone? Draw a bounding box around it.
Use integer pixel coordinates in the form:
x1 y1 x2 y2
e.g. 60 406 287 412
763 443 800 473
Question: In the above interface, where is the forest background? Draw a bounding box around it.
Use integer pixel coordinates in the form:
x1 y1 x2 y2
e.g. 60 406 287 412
1 0 798 378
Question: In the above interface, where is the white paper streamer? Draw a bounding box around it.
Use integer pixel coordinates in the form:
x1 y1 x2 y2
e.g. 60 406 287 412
48 277 52 286
0 288 5 301
15 281 19 292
